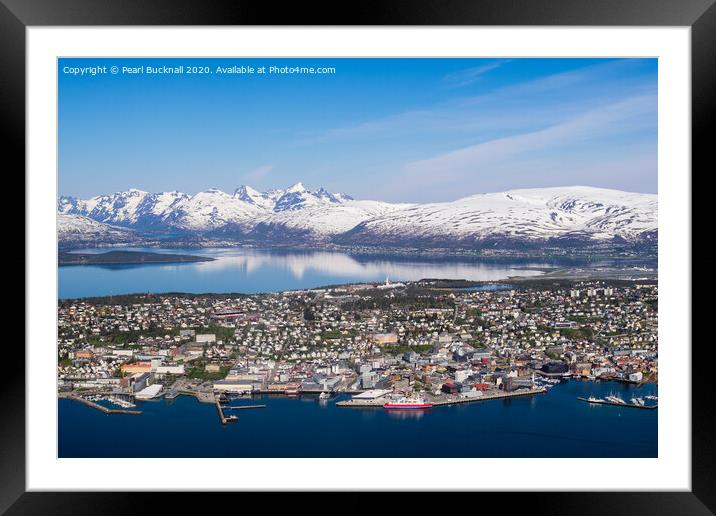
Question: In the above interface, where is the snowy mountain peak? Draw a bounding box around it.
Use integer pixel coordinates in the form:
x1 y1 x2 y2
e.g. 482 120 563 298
120 188 148 197
234 185 260 198
234 185 275 210
272 183 348 212
57 213 139 244
333 192 355 203
285 182 307 194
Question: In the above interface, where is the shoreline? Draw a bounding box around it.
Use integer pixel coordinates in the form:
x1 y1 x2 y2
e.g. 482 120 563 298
58 274 657 302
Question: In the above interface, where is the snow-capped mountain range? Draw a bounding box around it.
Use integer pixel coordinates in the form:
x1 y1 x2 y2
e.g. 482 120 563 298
58 183 657 248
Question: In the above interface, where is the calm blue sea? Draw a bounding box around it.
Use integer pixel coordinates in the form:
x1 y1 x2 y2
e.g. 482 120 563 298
58 380 657 458
57 247 636 299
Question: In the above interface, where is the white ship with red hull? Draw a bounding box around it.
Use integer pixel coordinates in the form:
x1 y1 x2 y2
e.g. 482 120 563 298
383 396 433 409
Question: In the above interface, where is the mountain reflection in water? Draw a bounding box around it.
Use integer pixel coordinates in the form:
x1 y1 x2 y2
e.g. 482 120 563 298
59 246 559 299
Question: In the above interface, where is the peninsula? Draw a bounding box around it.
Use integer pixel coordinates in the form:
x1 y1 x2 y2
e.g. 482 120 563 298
58 250 215 266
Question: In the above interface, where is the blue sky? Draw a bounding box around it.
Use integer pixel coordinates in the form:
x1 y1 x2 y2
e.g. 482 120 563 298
58 58 657 202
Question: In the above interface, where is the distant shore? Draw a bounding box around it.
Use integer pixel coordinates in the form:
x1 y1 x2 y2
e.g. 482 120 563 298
58 241 657 264
58 250 215 266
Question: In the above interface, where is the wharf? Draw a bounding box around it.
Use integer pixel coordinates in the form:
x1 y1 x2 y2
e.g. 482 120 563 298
223 404 267 410
193 391 217 403
335 387 545 408
61 393 142 415
215 400 237 424
171 389 216 404
577 397 657 410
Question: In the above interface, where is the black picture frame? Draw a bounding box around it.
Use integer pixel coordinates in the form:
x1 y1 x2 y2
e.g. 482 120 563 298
4 0 709 513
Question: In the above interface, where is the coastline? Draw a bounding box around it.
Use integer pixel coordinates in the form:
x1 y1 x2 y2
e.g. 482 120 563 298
59 249 215 266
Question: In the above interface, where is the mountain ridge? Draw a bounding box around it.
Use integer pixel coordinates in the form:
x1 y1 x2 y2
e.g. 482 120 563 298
58 184 658 249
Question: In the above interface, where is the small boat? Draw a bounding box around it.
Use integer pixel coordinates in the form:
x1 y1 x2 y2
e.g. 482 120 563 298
106 396 136 408
319 391 330 400
383 396 433 409
605 395 627 404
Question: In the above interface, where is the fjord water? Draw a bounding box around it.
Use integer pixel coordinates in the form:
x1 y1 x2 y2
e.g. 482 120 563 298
58 380 657 458
59 246 576 299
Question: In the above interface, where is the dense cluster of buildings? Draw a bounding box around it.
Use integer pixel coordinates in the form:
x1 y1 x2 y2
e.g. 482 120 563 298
57 280 658 399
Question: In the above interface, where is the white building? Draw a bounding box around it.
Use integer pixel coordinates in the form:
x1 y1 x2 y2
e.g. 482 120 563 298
135 384 163 400
628 371 644 382
455 370 471 383
155 364 185 375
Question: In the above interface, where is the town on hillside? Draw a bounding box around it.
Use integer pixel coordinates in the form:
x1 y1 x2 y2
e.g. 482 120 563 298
57 279 658 410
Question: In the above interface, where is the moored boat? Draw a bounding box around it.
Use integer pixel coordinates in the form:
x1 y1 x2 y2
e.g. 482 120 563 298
383 396 433 409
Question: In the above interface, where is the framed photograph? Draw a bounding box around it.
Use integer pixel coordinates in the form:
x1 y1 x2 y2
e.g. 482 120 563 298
6 0 710 512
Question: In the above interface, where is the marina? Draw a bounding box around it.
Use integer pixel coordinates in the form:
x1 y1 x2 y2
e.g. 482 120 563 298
60 392 142 415
577 396 657 410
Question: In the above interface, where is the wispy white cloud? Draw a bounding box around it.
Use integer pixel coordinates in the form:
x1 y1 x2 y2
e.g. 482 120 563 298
459 58 651 107
380 93 656 200
299 59 652 146
443 61 507 88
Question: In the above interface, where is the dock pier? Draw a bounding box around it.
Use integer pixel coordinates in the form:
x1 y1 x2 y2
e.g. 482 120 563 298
335 387 546 408
61 393 142 415
215 399 228 424
215 398 240 425
223 404 267 411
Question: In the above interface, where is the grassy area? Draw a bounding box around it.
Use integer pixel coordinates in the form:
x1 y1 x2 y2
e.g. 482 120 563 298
186 365 230 381
319 330 343 340
86 326 179 346
382 344 433 355
560 327 595 340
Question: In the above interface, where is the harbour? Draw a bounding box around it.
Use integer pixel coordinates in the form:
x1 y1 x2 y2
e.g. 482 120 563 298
59 380 657 458
56 260 659 458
